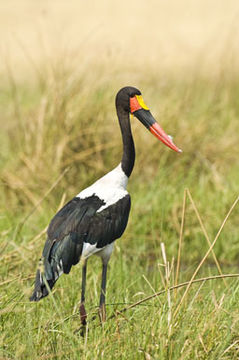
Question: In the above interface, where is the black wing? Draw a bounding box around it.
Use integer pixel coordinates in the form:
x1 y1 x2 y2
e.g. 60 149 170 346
30 194 131 301
47 195 105 242
47 193 131 247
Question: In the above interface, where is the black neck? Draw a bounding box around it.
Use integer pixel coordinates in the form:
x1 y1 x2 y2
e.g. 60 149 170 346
116 107 135 178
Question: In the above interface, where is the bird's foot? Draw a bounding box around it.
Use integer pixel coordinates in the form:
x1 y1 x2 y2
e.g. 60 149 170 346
79 303 87 326
98 304 106 324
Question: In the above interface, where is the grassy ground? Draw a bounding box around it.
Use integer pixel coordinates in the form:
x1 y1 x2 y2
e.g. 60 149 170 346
1 1 239 359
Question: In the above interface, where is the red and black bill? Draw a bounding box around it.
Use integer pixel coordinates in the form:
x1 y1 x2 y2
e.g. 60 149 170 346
130 95 182 153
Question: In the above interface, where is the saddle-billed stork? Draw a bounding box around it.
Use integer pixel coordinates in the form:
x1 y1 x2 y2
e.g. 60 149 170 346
30 86 181 324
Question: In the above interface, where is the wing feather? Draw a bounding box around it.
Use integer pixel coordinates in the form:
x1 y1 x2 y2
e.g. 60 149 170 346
30 193 131 301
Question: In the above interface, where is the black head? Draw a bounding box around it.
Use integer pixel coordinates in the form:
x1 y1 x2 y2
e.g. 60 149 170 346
115 86 182 153
115 86 141 113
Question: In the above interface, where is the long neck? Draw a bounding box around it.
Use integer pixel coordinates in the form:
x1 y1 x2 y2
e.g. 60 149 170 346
117 107 135 178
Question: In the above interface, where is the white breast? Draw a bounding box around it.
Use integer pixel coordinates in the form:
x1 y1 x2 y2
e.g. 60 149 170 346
76 163 129 212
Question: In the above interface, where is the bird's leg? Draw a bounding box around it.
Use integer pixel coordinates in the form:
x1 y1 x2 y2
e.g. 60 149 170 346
99 263 108 323
79 260 87 326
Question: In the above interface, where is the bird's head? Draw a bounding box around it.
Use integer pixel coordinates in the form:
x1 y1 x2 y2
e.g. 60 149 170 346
116 86 182 153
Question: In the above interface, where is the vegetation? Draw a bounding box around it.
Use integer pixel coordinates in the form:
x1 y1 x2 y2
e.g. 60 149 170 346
1 2 239 359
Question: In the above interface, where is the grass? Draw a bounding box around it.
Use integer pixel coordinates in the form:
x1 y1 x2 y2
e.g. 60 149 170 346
1 63 239 359
1 1 239 358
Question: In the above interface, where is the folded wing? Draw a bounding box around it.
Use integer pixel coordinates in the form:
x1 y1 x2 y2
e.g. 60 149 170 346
30 194 131 301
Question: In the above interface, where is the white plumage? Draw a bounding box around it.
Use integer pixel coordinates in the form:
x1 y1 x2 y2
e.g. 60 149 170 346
77 163 129 213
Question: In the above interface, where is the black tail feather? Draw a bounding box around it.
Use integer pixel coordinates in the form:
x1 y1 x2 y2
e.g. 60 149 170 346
29 269 55 302
30 234 83 302
30 238 63 302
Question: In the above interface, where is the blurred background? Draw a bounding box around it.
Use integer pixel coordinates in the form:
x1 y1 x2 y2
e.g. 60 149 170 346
1 0 239 78
1 0 238 234
1 1 239 358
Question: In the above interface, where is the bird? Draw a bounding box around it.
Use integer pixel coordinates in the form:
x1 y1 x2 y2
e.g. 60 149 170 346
30 86 182 324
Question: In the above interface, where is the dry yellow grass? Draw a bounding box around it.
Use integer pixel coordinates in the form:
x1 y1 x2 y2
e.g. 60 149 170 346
1 2 239 359
1 0 239 80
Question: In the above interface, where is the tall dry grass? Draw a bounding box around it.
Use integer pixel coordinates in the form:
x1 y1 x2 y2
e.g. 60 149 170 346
1 1 239 359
